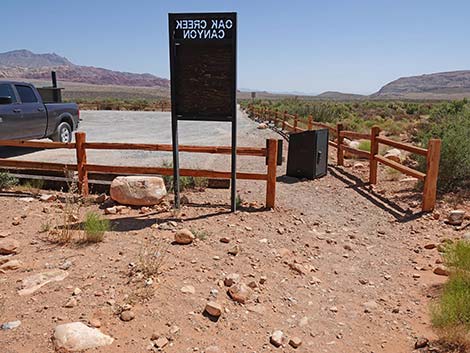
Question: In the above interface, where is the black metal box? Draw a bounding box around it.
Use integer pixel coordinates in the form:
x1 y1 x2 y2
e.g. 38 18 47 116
286 129 329 179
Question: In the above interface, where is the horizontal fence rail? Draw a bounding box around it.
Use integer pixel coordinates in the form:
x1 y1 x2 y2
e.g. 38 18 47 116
247 105 441 212
0 133 279 209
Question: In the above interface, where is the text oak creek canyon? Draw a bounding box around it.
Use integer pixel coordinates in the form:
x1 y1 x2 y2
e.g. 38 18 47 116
176 19 233 39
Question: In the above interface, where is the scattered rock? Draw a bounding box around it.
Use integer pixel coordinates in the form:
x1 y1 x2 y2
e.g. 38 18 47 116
58 260 73 270
204 301 222 317
104 207 117 215
64 297 78 308
120 310 135 322
259 276 267 285
95 193 108 203
363 300 379 313
0 238 20 255
53 322 114 351
414 337 429 349
0 231 10 238
224 273 240 287
174 229 195 245
0 259 21 271
433 266 449 276
220 237 230 243
110 176 167 206
154 337 169 349
89 318 101 328
257 122 268 129
18 269 69 296
227 245 240 256
448 210 465 226
384 148 402 163
1 320 21 330
424 243 436 250
270 330 284 347
39 194 56 202
289 337 302 348
228 283 251 304
181 285 196 294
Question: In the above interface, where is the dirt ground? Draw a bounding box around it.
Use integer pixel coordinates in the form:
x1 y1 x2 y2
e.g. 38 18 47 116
0 147 468 353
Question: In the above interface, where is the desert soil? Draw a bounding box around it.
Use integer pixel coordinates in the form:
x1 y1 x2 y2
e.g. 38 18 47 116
0 115 468 353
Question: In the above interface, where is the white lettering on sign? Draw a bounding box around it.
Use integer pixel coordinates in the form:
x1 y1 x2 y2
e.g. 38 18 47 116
178 18 232 40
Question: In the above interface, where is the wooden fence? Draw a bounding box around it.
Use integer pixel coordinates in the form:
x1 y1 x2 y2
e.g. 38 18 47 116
248 105 441 212
0 133 279 208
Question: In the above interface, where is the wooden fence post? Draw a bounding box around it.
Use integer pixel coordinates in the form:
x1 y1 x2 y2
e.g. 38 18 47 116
294 114 299 132
336 123 344 166
266 139 278 209
282 111 287 130
422 139 441 212
369 126 381 184
307 115 313 130
75 132 89 196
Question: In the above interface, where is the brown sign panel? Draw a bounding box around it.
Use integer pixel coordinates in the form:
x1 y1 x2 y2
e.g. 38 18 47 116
169 13 237 121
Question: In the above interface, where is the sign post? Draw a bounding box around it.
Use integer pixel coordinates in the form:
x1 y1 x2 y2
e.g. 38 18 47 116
169 12 237 211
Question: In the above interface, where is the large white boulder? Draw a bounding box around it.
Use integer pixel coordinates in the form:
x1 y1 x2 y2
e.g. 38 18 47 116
53 322 114 351
110 176 167 206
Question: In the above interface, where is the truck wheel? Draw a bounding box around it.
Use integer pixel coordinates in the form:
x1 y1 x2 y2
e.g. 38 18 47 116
52 122 72 143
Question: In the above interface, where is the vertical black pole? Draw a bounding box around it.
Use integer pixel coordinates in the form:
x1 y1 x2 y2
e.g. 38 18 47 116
230 13 238 212
169 14 180 209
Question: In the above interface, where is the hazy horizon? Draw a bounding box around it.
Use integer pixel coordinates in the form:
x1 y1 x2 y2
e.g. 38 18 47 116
2 0 469 95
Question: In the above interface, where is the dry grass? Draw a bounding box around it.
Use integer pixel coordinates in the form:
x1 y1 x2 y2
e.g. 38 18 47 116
82 211 110 243
135 236 169 278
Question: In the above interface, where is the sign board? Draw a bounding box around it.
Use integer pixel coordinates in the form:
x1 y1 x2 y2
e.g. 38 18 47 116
168 12 237 210
169 12 237 122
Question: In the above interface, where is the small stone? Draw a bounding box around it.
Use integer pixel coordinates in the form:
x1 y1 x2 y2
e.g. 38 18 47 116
154 337 169 349
174 229 195 245
0 259 21 271
0 238 20 255
40 194 57 202
424 243 436 250
181 285 196 294
448 210 465 226
73 288 82 296
329 306 338 313
205 301 222 317
363 300 379 313
433 266 449 276
58 260 72 270
259 276 267 285
95 193 107 203
228 283 251 304
228 245 240 256
270 330 284 347
53 322 113 351
247 281 257 289
412 273 421 279
64 297 78 308
220 237 230 243
120 310 135 322
289 337 302 348
89 318 101 328
224 273 240 287
104 207 117 215
1 320 21 330
415 337 429 349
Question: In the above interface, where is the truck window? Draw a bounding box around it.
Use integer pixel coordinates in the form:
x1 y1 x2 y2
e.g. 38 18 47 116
0 84 17 103
15 85 38 103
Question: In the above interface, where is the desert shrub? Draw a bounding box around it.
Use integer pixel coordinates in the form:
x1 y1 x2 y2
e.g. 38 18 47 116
136 237 168 278
83 211 110 243
432 240 470 347
417 102 470 192
0 172 18 189
162 161 208 192
357 140 371 152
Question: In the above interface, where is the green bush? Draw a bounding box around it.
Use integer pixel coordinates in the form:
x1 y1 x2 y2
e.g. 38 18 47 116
161 161 208 192
357 140 371 152
83 211 110 243
0 172 18 189
418 102 470 192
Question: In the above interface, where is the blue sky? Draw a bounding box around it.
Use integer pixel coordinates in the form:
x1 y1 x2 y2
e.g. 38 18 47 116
2 0 469 94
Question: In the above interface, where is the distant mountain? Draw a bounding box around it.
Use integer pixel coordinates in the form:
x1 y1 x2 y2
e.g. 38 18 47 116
372 70 470 99
0 49 169 88
316 91 365 100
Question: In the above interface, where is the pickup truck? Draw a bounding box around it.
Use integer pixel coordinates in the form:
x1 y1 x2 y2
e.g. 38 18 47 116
0 81 79 143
